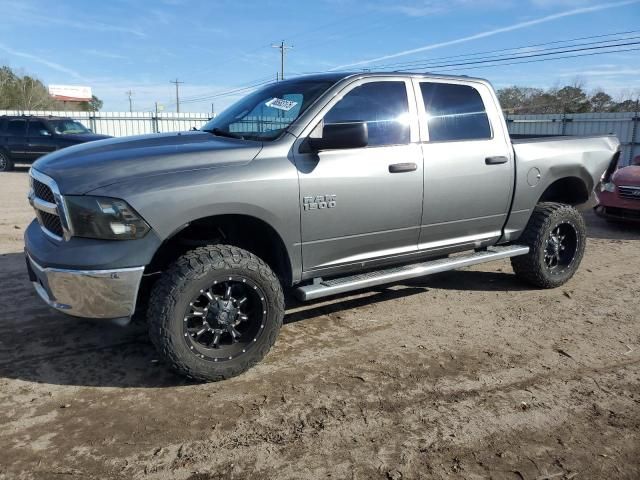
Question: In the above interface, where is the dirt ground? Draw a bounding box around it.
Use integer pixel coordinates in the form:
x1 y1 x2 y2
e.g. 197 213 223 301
0 168 638 480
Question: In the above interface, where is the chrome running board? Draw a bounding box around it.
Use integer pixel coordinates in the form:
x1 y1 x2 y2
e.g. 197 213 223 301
294 245 529 301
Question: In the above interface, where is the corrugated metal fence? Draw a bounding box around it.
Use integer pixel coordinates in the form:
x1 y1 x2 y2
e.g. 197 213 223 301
506 112 639 165
2 110 638 165
0 110 212 137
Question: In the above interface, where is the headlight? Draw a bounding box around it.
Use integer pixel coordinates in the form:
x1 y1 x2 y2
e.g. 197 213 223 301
64 196 150 240
600 182 615 193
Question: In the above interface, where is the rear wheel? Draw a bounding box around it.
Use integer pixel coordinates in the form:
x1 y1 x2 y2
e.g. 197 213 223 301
511 202 586 288
0 151 14 172
148 245 284 381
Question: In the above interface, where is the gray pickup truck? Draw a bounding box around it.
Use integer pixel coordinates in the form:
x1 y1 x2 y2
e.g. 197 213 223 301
24 72 620 381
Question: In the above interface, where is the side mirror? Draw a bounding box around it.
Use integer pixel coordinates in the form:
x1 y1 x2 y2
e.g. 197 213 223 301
309 122 368 151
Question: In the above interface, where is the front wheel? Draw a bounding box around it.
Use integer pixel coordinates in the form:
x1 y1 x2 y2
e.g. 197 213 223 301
0 151 14 172
511 202 586 288
148 245 284 381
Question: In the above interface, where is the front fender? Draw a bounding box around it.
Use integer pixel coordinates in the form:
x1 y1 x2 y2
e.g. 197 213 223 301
89 155 302 282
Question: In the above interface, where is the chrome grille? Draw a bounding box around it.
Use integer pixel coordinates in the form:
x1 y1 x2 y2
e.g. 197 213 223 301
618 185 640 201
39 211 64 237
29 170 66 241
32 179 55 204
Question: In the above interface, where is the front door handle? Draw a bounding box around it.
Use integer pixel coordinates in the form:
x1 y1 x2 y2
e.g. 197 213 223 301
389 162 417 173
485 156 508 165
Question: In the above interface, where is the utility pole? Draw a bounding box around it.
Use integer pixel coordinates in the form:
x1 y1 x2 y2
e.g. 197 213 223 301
170 78 184 113
271 40 293 81
126 90 133 112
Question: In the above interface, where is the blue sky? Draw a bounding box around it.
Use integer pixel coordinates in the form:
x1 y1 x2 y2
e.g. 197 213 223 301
0 0 638 112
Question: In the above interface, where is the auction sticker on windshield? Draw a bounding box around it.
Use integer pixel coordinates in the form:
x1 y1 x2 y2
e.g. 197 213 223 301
265 98 298 111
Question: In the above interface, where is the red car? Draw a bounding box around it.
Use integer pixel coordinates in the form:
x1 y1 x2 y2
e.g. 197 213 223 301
595 154 640 222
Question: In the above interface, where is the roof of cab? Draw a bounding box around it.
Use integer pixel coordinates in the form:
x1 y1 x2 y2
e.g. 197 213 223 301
0 115 73 121
292 71 488 84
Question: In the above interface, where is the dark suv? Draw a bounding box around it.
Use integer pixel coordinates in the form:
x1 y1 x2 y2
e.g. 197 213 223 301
0 115 110 171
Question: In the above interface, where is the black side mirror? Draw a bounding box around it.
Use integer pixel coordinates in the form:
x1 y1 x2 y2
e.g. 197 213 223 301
309 122 368 151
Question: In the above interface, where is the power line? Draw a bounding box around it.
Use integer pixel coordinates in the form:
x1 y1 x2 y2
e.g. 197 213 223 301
170 78 184 113
177 74 275 103
429 46 640 73
177 78 276 105
364 29 640 70
272 40 294 80
387 40 640 72
143 31 637 113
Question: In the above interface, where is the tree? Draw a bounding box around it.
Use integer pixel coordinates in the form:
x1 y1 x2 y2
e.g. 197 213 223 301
14 75 57 110
88 95 103 112
611 99 639 112
0 65 103 111
554 86 590 113
0 67 57 110
590 91 615 112
497 86 544 113
496 83 639 114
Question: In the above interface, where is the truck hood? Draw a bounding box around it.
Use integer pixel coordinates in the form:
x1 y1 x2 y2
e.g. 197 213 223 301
613 165 640 186
33 131 263 194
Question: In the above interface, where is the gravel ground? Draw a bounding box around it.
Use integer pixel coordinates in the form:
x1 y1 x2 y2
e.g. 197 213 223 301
0 168 639 480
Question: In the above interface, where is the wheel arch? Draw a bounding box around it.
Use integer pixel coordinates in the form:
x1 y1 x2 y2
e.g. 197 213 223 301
147 213 294 287
537 175 591 206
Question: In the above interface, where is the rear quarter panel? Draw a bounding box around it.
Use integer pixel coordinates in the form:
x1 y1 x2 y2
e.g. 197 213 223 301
503 135 619 241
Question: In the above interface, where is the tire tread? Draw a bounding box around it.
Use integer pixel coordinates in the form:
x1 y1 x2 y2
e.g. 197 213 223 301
511 202 586 289
147 244 284 382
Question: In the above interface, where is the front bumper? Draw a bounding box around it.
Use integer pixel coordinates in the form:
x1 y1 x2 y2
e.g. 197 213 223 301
26 253 144 320
594 205 640 222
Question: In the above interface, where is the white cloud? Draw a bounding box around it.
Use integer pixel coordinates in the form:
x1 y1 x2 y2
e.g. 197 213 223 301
530 0 598 7
0 43 88 81
1 0 145 37
81 49 127 60
331 0 640 70
376 0 507 17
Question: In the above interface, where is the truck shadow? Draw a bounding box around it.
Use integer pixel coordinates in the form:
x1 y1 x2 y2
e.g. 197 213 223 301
0 252 433 388
582 209 640 241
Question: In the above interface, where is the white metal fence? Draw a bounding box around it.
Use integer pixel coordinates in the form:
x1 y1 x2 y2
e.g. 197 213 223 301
506 112 639 165
0 110 212 137
2 110 638 165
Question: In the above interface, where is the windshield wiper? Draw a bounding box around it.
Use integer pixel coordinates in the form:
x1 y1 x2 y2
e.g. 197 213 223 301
204 128 245 140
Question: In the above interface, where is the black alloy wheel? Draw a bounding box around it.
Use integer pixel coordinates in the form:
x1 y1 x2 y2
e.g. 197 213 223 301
543 222 579 275
148 245 284 382
183 277 268 362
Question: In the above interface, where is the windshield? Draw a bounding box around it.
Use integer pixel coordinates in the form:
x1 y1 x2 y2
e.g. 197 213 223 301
50 119 91 135
201 79 335 141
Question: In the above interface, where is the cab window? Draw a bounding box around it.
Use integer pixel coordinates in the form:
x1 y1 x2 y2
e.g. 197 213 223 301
420 82 491 142
324 81 410 147
28 120 51 136
6 119 27 136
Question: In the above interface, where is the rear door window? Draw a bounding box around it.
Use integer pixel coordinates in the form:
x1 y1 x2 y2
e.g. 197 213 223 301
419 83 491 142
28 120 51 136
6 119 27 136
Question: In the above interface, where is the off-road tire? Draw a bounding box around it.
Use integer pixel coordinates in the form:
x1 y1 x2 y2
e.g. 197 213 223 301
511 202 586 288
0 150 14 172
148 245 284 381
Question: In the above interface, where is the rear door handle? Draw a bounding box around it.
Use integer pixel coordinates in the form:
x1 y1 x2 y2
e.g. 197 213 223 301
485 156 508 165
388 162 417 173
